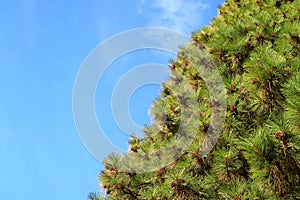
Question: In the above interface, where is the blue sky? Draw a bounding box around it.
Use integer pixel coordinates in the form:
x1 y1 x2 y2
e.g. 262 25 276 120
0 0 224 199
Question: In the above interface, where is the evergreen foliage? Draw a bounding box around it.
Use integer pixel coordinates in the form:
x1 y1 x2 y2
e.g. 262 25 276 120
96 0 300 199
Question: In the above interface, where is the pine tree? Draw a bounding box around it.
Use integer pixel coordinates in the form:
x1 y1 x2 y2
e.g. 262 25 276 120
97 0 300 199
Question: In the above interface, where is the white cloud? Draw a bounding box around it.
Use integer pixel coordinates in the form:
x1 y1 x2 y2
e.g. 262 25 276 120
138 0 209 34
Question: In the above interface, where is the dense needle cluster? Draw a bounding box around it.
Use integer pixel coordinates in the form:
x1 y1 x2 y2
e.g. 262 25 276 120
95 0 300 199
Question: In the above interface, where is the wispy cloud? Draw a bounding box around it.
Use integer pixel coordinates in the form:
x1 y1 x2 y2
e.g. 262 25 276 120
138 0 209 34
